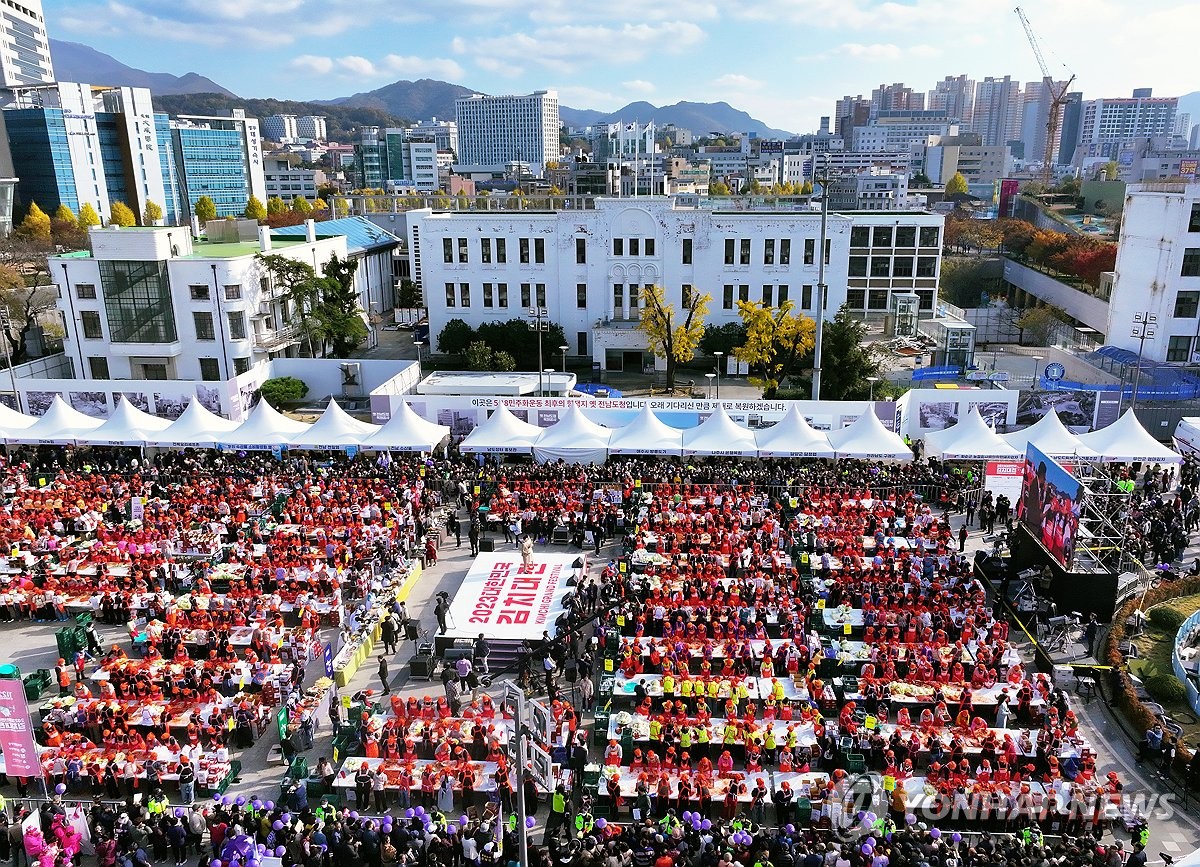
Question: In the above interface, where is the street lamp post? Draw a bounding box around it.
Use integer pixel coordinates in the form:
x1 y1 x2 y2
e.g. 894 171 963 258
528 307 549 397
413 340 424 371
559 344 569 373
812 153 829 400
1130 312 1157 409
1029 354 1043 390
544 368 555 396
704 372 715 399
713 351 724 400
867 376 879 402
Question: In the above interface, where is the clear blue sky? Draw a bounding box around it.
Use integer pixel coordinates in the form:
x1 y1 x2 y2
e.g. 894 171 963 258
42 0 1197 132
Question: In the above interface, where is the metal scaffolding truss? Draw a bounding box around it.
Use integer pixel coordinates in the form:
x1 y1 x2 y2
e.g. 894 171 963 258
1069 461 1133 574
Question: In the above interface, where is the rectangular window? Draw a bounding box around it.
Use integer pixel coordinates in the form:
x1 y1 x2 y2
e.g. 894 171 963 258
849 256 868 277
682 285 693 308
75 283 96 299
919 226 940 248
1190 204 1200 233
1183 248 1200 277
1175 292 1200 318
613 238 624 256
496 238 506 264
193 311 215 340
520 238 530 264
739 239 751 265
228 312 246 340
577 331 587 355
846 289 866 309
199 358 221 381
445 283 456 308
780 238 791 265
576 237 586 264
724 238 735 265
868 289 889 310
682 238 693 265
870 257 891 277
481 238 492 264
764 238 775 265
917 291 934 310
576 284 587 309
81 310 103 338
778 285 789 305
497 283 508 308
443 238 453 263
804 239 815 265
629 284 640 312
723 284 734 310
762 285 773 306
534 238 544 264
189 284 210 301
1168 335 1192 361
233 357 250 375
801 285 813 309
613 284 624 311
873 226 893 247
482 282 493 308
629 238 640 256
851 226 870 247
460 283 470 307
521 283 531 308
916 257 937 277
224 285 242 300
893 257 914 277
87 356 109 379
738 284 749 303
457 237 468 263
895 226 916 247
536 284 546 307
645 238 655 256
824 239 831 265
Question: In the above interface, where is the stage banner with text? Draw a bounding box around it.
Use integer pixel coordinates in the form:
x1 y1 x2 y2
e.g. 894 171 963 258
984 460 1024 505
447 553 577 640
0 679 40 776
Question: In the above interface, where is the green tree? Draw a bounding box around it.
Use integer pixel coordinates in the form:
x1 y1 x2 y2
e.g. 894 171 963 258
266 196 289 216
437 318 474 354
258 376 309 407
396 278 423 310
465 340 494 371
244 196 267 221
796 306 882 400
78 202 102 228
18 202 50 239
911 172 933 186
939 257 1003 307
492 350 516 372
732 300 816 399
0 233 56 364
109 201 137 227
708 180 731 196
313 253 367 356
800 181 813 195
1016 305 1069 345
699 322 747 358
475 318 567 371
291 195 313 214
194 196 217 224
945 172 969 196
636 283 711 391
52 204 77 227
142 200 163 226
50 204 86 250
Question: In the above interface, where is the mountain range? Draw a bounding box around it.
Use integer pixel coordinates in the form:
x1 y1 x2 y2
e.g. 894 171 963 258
50 39 234 96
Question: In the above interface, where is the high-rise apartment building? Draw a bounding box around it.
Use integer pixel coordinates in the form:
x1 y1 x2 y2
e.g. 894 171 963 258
454 90 560 174
296 115 327 142
927 75 974 124
262 114 298 143
0 0 53 89
1058 92 1084 166
834 95 871 141
870 83 924 116
1019 80 1070 165
1077 89 1179 160
972 76 1023 147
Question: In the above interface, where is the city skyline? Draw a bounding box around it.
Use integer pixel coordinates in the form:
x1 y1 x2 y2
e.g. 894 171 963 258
42 0 1197 133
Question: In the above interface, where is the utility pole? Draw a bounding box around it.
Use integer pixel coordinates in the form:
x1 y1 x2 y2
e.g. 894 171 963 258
528 307 549 396
811 153 829 400
1130 311 1156 409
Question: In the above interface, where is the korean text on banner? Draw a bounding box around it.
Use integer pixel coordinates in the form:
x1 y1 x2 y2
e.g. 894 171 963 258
0 679 40 776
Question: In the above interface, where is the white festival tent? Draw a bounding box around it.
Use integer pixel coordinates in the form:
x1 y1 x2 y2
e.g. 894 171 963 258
81 396 172 447
360 400 451 453
155 400 241 449
682 405 759 457
607 405 684 456
755 405 836 459
289 399 381 450
1076 408 1183 464
0 402 35 434
214 400 311 451
458 405 542 454
7 396 104 445
1001 409 1098 460
826 410 913 461
532 404 613 464
923 407 1021 461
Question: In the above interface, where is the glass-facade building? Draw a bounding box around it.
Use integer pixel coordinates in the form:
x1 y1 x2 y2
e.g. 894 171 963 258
97 259 177 343
171 125 253 218
3 108 81 213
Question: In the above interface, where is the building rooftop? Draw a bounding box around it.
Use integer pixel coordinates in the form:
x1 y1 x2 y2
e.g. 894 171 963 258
271 217 401 255
184 238 309 259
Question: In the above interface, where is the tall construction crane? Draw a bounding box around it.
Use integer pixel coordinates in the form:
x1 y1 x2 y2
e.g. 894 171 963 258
1015 6 1076 186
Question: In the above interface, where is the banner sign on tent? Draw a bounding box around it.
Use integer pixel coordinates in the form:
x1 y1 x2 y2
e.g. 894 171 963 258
0 679 40 776
445 553 575 640
984 460 1024 506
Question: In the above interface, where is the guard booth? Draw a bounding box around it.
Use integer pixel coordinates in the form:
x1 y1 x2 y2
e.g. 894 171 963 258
890 293 920 337
918 316 977 370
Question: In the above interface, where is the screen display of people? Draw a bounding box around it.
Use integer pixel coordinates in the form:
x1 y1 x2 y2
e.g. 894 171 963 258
1016 442 1083 567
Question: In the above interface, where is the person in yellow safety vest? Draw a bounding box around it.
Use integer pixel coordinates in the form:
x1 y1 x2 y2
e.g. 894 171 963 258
736 681 750 702
723 722 737 745
772 680 785 702
649 718 662 745
146 789 168 817
680 678 694 698
696 725 710 752
680 727 692 751
800 552 810 571
764 728 776 757
707 680 719 699
786 727 799 749
662 673 675 695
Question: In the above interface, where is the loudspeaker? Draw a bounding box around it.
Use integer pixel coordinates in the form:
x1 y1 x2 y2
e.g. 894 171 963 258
409 655 435 677
479 539 495 552
405 622 420 641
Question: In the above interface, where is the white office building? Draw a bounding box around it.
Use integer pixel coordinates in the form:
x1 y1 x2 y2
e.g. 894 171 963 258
852 113 959 152
263 114 298 143
1078 89 1179 160
407 117 457 154
454 90 560 175
296 115 327 142
51 218 400 381
262 157 324 201
406 196 943 371
0 0 52 89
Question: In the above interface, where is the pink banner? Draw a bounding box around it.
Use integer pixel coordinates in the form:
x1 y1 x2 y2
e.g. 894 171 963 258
0 679 40 777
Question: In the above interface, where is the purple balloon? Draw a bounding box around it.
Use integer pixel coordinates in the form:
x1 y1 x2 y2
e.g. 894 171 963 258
404 809 414 819
252 801 262 810
862 844 873 856
265 802 274 810
525 817 536 829
211 860 222 867
682 811 692 822
929 828 941 839
700 820 711 831
222 796 234 806
275 848 285 857
595 818 607 829
691 820 701 831
460 815 468 826
864 837 876 849
281 814 291 823
349 811 358 820
448 826 458 836
257 846 267 854
951 833 962 844
54 784 66 795
272 821 284 831
235 796 246 806
214 795 223 802
905 813 918 826
785 824 795 835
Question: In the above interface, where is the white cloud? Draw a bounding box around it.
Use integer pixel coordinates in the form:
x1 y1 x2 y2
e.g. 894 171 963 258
290 55 335 75
555 85 624 111
712 73 763 89
476 57 523 78
381 54 465 80
336 55 377 77
623 80 656 95
287 52 463 81
457 21 705 74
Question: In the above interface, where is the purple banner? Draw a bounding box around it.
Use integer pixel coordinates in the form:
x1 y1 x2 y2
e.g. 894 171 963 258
0 679 39 777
